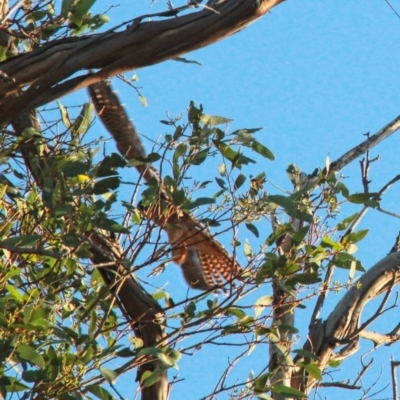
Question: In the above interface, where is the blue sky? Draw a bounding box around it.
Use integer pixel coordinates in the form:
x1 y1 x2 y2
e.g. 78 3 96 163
61 0 400 398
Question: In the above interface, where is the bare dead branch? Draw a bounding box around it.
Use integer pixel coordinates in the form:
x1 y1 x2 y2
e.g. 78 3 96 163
353 355 373 387
318 382 361 390
360 329 400 347
329 114 400 173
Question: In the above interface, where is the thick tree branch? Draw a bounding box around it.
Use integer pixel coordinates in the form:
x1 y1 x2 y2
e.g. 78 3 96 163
0 0 285 127
0 240 65 259
360 327 400 347
293 252 400 393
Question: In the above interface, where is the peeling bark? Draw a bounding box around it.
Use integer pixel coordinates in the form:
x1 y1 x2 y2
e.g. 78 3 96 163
293 252 400 394
0 0 285 127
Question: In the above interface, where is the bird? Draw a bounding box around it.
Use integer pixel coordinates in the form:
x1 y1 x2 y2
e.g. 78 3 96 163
89 80 241 290
142 200 241 290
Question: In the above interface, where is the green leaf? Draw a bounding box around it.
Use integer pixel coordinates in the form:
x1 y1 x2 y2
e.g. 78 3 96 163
298 362 322 381
16 345 45 369
254 295 273 319
226 307 246 319
185 301 196 318
293 349 320 361
42 177 54 207
334 253 365 272
244 241 252 257
320 236 343 251
57 394 78 400
71 0 96 27
337 212 359 231
251 140 275 160
349 260 356 279
200 114 233 126
61 161 90 177
89 309 97 335
166 348 181 362
97 153 126 176
140 368 168 388
2 235 42 247
129 337 143 349
100 367 118 383
171 189 186 207
189 148 208 165
254 327 272 336
257 395 273 400
46 346 60 382
213 140 238 162
139 94 148 107
289 272 321 285
234 174 246 190
61 0 74 17
144 153 162 163
22 369 47 382
62 234 81 247
231 128 263 138
344 229 369 244
71 102 94 136
207 298 218 309
6 285 24 303
96 217 129 233
347 192 380 204
253 372 270 393
271 384 306 398
173 143 187 165
187 197 215 210
268 195 313 223
86 384 114 400
215 177 226 189
173 126 183 139
291 225 309 244
57 101 71 128
29 316 50 328
75 242 93 258
115 347 135 357
0 377 29 392
88 14 109 29
93 177 121 194
20 127 39 138
245 223 259 238
329 359 342 368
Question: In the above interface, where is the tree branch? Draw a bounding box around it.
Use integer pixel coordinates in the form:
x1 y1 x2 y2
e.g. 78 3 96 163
293 251 400 393
329 115 400 174
11 107 167 400
0 0 285 127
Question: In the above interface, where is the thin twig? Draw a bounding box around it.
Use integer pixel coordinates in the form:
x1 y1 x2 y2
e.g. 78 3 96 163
0 240 65 258
328 115 400 174
385 0 400 19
